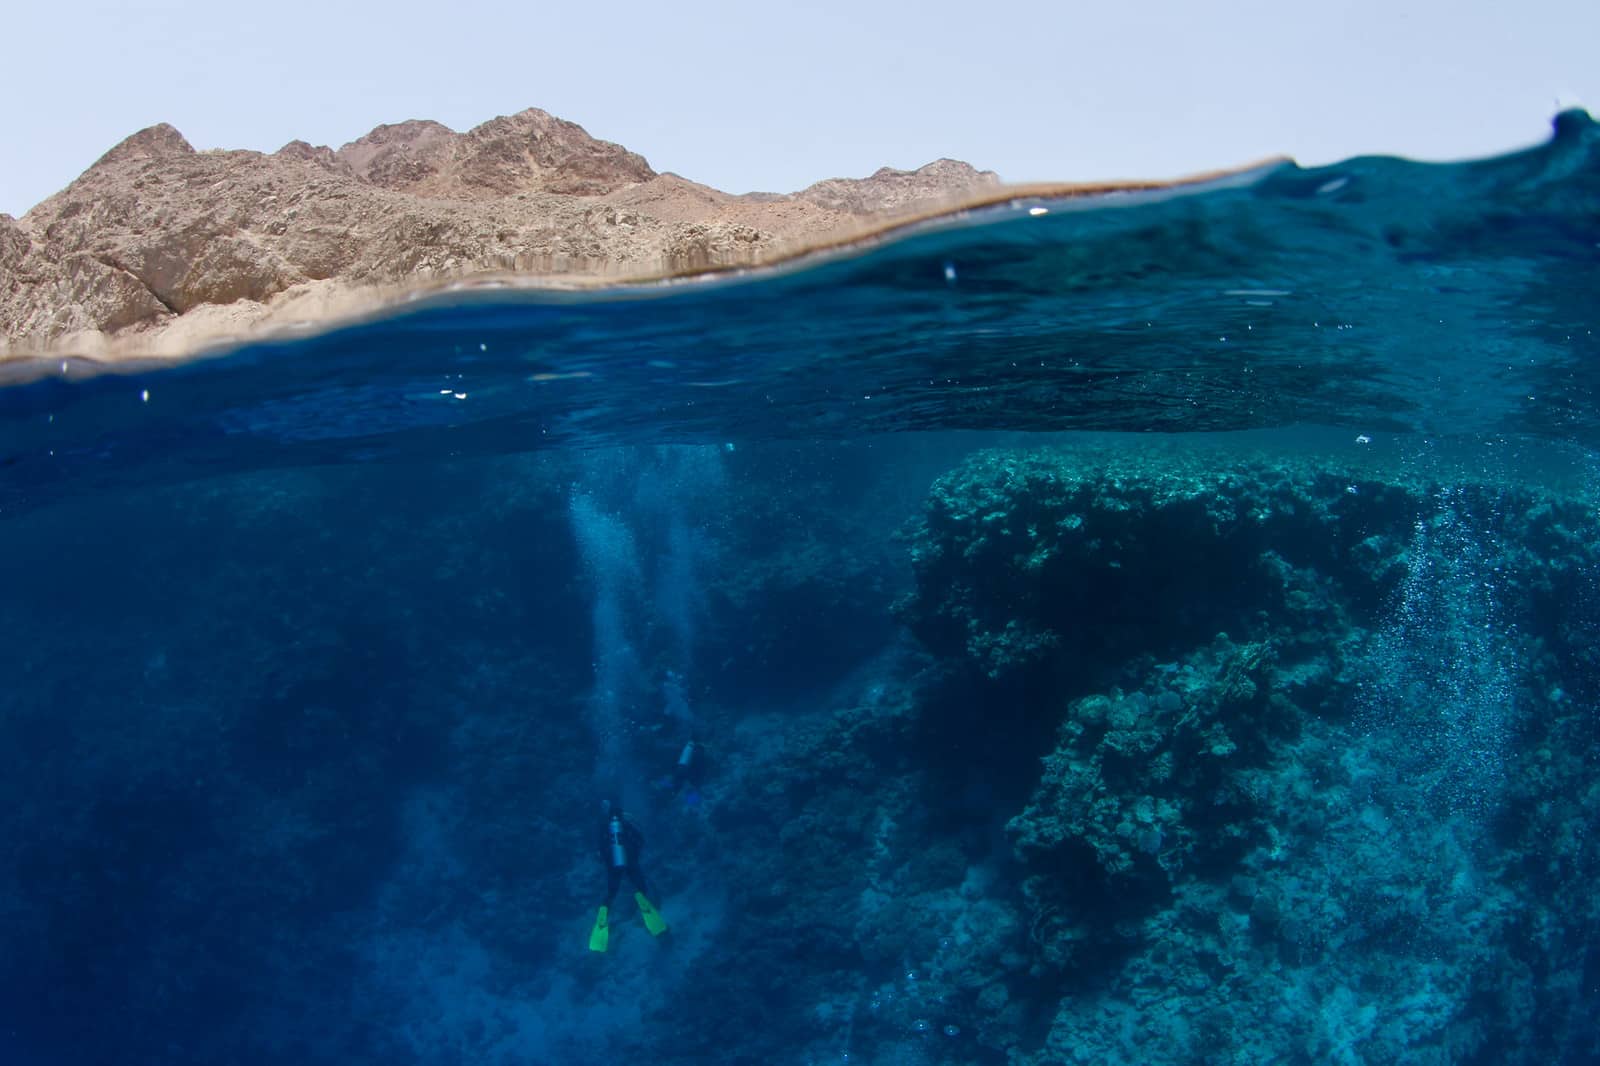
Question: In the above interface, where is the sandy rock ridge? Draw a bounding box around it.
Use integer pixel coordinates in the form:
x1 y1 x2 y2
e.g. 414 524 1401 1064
0 108 999 358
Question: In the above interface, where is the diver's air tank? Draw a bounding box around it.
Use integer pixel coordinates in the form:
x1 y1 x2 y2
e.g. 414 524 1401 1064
677 740 696 769
608 816 627 867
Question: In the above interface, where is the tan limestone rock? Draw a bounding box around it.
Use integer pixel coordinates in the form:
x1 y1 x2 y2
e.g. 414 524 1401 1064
0 108 1019 361
796 159 1001 215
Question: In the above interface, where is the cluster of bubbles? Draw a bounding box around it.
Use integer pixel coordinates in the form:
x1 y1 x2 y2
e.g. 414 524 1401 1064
906 1018 962 1037
857 941 966 1046
1358 490 1514 818
569 446 727 792
568 492 643 773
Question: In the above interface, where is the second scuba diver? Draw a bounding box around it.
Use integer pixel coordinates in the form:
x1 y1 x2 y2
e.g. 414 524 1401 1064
589 803 669 952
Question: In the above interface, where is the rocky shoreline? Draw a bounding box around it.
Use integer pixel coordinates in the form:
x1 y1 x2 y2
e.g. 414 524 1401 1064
0 109 1000 360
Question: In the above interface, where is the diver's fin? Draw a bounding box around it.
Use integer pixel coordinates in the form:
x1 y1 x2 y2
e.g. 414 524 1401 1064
588 906 610 953
634 892 669 937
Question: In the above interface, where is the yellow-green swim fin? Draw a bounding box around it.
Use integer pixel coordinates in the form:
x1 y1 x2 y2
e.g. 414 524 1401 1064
635 892 669 937
588 905 610 953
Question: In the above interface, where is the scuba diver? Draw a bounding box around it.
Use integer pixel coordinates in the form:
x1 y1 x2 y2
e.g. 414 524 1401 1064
589 803 669 952
662 736 704 806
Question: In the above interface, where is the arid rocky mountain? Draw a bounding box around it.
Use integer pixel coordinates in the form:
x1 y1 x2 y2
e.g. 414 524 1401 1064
0 108 1000 359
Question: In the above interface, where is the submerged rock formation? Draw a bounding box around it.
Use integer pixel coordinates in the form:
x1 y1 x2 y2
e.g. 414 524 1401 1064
0 439 1596 1063
0 109 1000 359
882 446 1599 1065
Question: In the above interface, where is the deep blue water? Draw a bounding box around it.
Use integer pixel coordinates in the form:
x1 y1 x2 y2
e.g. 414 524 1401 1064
1 113 1598 1065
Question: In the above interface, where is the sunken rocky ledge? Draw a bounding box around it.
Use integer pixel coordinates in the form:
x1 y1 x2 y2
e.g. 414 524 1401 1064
847 444 1600 1064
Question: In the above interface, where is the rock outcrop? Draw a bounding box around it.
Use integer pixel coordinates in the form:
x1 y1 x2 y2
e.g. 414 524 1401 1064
0 109 1001 359
796 158 999 215
331 111 656 198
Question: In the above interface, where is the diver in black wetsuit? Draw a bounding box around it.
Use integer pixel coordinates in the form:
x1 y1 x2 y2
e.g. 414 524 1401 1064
588 804 669 951
601 805 649 906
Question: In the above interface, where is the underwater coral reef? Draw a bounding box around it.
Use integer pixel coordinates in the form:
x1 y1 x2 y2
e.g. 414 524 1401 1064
0 437 1596 1065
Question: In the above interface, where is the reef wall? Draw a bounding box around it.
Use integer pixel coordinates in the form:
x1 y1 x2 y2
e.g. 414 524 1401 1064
863 445 1599 1064
0 438 1595 1065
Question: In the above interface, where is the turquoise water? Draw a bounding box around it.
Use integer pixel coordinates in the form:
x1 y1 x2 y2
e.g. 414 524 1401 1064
1 113 1597 1064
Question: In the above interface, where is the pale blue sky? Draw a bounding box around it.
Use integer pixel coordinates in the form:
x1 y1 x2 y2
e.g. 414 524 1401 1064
2 0 1594 216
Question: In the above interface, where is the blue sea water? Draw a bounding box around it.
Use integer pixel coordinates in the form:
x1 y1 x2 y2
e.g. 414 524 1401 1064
1 112 1598 1065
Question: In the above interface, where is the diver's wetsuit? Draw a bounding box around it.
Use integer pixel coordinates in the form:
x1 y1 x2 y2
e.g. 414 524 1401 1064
601 814 650 907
